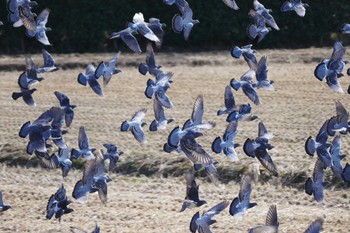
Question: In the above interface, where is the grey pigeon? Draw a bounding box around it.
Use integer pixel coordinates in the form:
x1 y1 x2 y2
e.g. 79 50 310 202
77 64 103 96
212 121 240 161
247 9 271 43
281 0 309 17
70 126 96 161
191 200 230 233
222 0 239 10
255 56 274 90
231 44 258 70
305 159 328 203
12 87 37 107
36 49 59 73
147 18 166 48
327 101 349 135
72 153 111 203
172 0 199 40
180 169 207 212
23 56 44 86
231 70 260 105
7 0 37 28
150 99 174 131
0 192 11 212
248 204 279 233
26 8 52 45
145 72 174 109
217 85 241 116
56 148 72 177
54 91 76 127
304 218 323 233
341 23 350 34
128 12 160 43
121 108 147 144
95 52 122 86
329 136 346 180
138 43 164 78
46 185 73 222
110 27 141 53
226 103 258 122
253 0 279 30
101 143 123 171
229 175 257 218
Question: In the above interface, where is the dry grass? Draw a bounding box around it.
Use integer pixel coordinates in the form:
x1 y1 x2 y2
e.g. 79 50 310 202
1 48 350 232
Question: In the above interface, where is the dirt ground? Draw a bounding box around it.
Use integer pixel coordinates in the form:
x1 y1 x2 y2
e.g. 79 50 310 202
1 48 350 232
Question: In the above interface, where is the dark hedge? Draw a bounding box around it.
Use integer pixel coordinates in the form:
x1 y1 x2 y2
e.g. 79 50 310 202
0 0 349 54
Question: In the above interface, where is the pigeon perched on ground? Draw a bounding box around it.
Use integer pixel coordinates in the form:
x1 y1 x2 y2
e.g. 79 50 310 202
190 200 229 233
229 175 257 218
180 169 207 212
212 121 240 161
121 108 147 144
26 8 52 45
72 154 111 203
95 52 122 86
70 126 96 161
172 0 199 40
77 64 103 96
303 218 323 233
54 91 76 127
46 185 73 222
70 224 100 233
281 0 309 17
243 122 278 176
305 159 328 203
36 49 59 73
248 204 279 233
0 192 11 212
101 143 123 171
150 99 174 131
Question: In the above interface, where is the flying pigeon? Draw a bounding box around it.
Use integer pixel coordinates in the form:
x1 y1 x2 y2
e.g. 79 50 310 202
230 70 260 105
121 108 147 144
149 99 174 131
248 204 279 233
70 126 96 160
303 218 323 233
77 64 103 96
172 0 199 40
36 49 59 73
46 185 73 222
26 8 52 45
305 159 328 203
222 0 239 10
0 192 11 212
95 52 122 86
101 143 123 171
231 44 258 70
54 91 76 127
281 0 309 17
212 121 240 161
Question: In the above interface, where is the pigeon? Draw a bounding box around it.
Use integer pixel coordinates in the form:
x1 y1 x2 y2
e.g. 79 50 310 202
231 70 260 105
305 159 328 203
150 99 174 131
217 85 241 116
26 8 52 45
212 121 240 161
54 91 76 127
46 185 73 222
341 23 350 34
36 49 59 73
128 12 160 43
95 52 122 86
147 18 166 48
70 126 96 160
12 87 37 107
255 56 274 90
222 0 239 10
172 0 199 40
303 218 323 233
341 163 350 182
231 44 258 70
329 136 347 180
121 108 147 144
73 153 111 203
138 43 164 78
163 0 186 8
248 204 279 233
281 0 309 17
247 9 272 43
253 0 280 30
327 101 349 136
110 27 141 53
226 103 258 122
77 64 103 96
23 56 45 86
229 175 257 218
0 192 11 212
7 0 37 28
180 169 207 212
190 200 229 233
243 122 278 176
70 224 100 233
101 143 123 171
145 73 174 109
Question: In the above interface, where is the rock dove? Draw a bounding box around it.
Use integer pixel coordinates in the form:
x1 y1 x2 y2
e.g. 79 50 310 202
281 0 309 17
190 200 229 233
180 169 207 212
23 56 45 85
247 9 272 43
222 0 239 10
217 85 241 116
46 185 73 222
248 204 279 233
172 0 199 40
73 153 111 203
329 136 347 180
229 175 257 218
95 52 122 86
36 49 59 73
243 122 278 176
101 143 123 171
255 56 274 90
26 8 52 45
7 0 37 28
147 18 166 48
121 108 147 144
145 73 174 109
226 103 258 122
341 163 350 182
0 192 11 212
231 70 260 105
212 121 240 161
327 101 349 135
12 87 37 107
341 23 350 34
70 126 96 160
253 0 279 30
77 64 103 96
54 91 76 127
303 218 323 233
129 12 160 43
150 99 174 131
110 27 141 53
305 159 328 203
231 44 258 70
138 43 164 78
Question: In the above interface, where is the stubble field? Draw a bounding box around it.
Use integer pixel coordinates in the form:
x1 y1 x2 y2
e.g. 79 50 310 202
1 48 350 232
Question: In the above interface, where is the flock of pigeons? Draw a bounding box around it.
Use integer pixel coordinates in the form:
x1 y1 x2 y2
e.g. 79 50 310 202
2 0 350 232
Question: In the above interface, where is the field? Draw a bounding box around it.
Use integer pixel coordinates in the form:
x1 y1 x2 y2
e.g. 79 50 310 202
1 48 350 232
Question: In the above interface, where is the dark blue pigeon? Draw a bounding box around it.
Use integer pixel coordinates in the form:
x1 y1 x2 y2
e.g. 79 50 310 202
150 99 174 131
71 126 96 160
305 159 328 203
101 143 123 171
54 91 76 127
231 44 257 70
281 0 309 17
212 121 240 161
46 185 73 222
304 218 323 233
77 64 103 96
95 52 121 87
172 0 199 40
226 103 258 122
